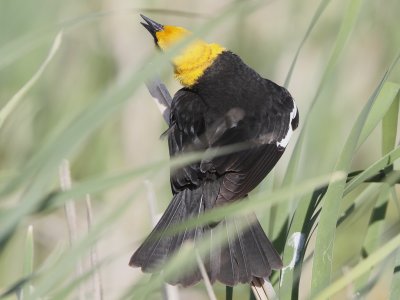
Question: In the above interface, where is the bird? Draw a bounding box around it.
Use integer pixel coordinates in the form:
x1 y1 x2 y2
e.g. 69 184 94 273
130 14 299 287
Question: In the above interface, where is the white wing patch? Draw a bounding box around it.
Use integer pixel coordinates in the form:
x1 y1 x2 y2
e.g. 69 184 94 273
153 97 168 115
276 100 297 148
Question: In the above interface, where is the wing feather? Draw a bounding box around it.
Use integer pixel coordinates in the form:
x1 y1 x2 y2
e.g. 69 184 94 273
168 84 296 204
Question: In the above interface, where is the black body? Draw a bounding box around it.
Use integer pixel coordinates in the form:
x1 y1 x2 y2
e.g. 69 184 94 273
130 51 298 286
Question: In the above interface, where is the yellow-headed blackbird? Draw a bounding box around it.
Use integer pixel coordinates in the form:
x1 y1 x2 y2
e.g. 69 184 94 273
130 14 299 286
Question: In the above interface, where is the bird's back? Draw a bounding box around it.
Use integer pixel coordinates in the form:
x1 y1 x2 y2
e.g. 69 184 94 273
189 51 296 141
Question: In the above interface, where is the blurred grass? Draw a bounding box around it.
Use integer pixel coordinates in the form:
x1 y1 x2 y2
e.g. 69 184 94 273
0 0 400 299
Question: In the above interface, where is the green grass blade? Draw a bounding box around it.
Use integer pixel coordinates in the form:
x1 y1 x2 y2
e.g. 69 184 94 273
382 87 399 155
312 151 400 297
311 78 381 295
308 0 363 114
344 146 400 195
284 0 332 88
0 10 117 72
384 85 399 300
0 32 53 71
278 1 336 295
0 32 63 130
352 86 399 293
309 15 400 298
281 0 364 297
21 225 34 299
315 232 400 300
280 0 332 196
358 82 400 147
390 248 400 300
337 183 381 228
23 226 34 277
353 186 390 294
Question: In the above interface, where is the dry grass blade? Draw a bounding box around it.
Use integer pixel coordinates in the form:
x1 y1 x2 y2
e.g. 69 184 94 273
251 277 277 300
59 160 79 245
59 159 85 300
195 253 217 300
85 195 103 300
251 284 265 300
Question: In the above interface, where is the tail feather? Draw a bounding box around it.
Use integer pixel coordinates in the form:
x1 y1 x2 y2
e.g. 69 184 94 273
129 191 186 271
215 215 280 285
130 186 283 286
251 219 283 270
207 228 221 283
232 217 252 283
217 220 238 286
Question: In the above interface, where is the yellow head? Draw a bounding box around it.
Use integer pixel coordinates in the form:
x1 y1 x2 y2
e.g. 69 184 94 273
155 25 190 50
140 14 225 87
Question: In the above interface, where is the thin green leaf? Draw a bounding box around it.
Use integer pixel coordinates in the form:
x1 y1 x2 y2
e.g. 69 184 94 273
352 88 399 293
358 82 400 147
0 31 63 130
314 164 400 297
337 184 381 229
23 226 34 277
315 232 400 300
389 248 400 300
382 86 399 155
0 32 53 71
0 10 118 71
278 1 334 296
353 186 390 294
345 146 400 194
384 90 399 300
310 10 400 296
281 0 364 297
284 0 332 88
21 225 34 300
311 77 380 295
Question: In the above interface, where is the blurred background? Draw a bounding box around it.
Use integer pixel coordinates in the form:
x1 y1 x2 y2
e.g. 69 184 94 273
0 0 399 299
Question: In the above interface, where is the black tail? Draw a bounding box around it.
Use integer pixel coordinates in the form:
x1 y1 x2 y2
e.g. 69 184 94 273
129 184 282 286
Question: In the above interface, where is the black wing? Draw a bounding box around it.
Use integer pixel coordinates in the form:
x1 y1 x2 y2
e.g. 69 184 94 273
168 89 208 194
210 82 298 203
168 85 297 204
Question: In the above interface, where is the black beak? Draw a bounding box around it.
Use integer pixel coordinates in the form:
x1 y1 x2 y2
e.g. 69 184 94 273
140 14 164 43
